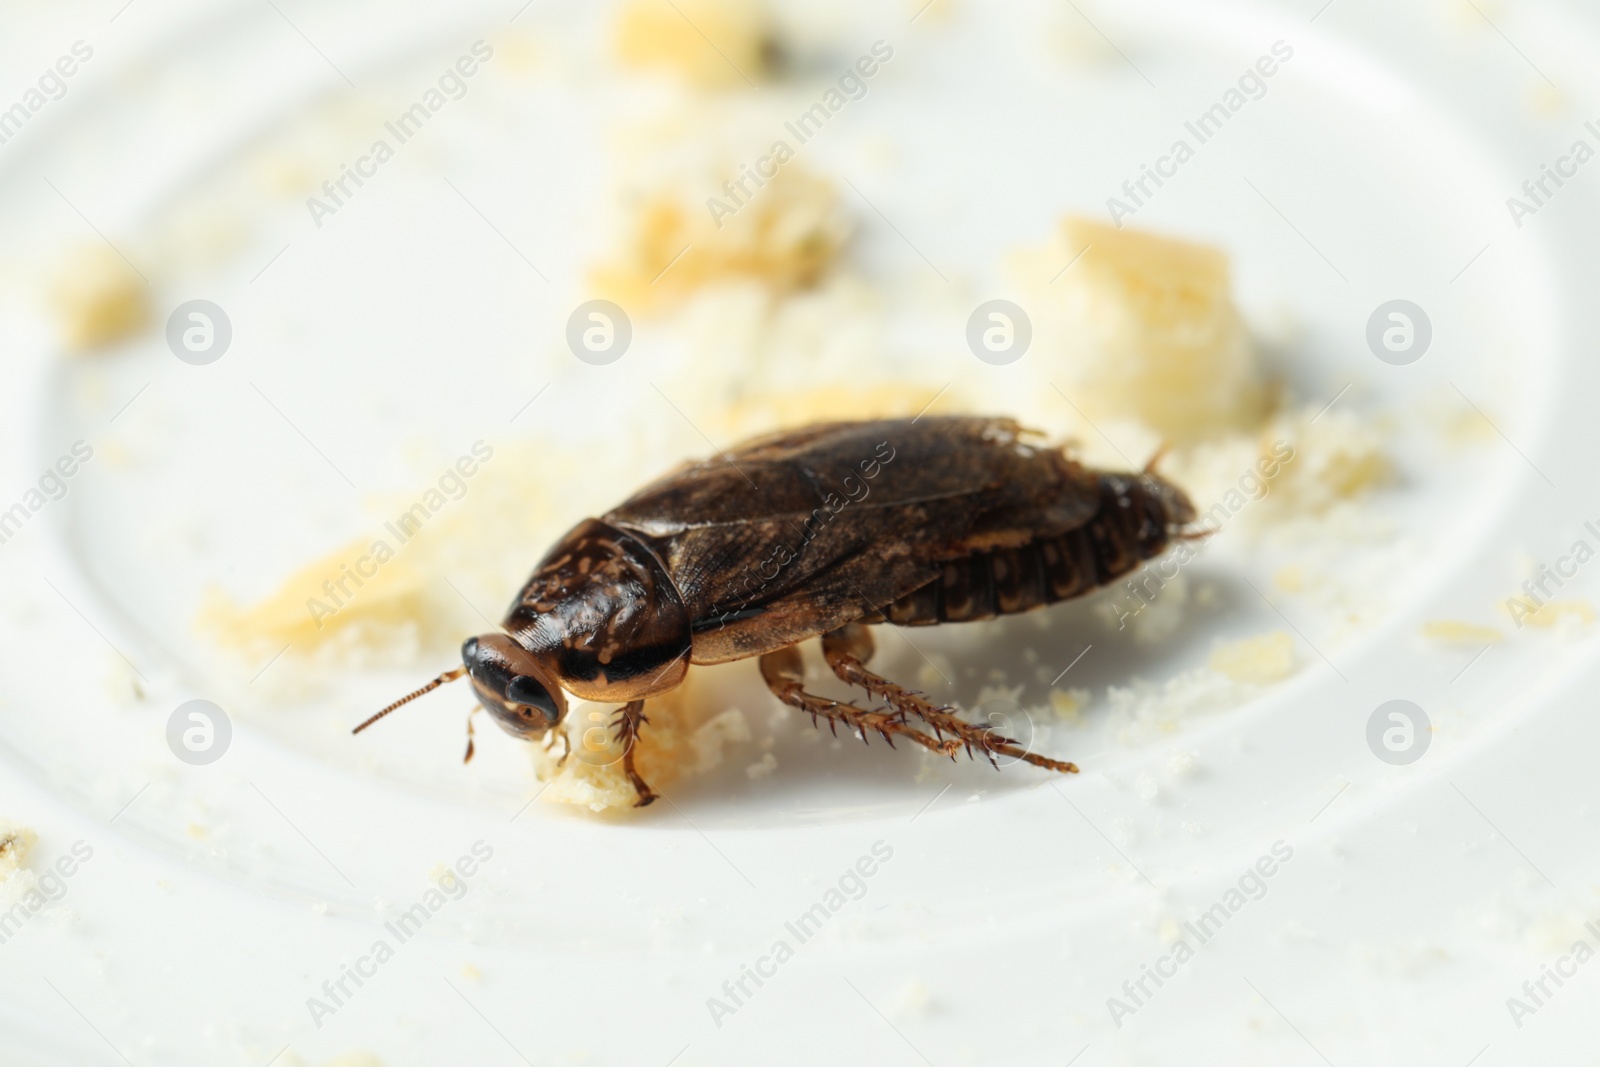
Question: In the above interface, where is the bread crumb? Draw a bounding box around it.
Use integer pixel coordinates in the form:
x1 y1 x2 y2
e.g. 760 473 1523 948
692 708 752 772
1049 687 1090 722
745 751 778 779
460 963 483 982
1261 407 1391 513
1040 216 1263 442
52 245 149 351
592 165 850 312
1208 632 1296 685
532 685 754 812
615 0 779 89
1421 620 1502 645
0 822 36 881
1107 668 1252 745
320 1055 383 1067
1273 566 1305 593
1135 772 1159 802
1166 749 1199 780
892 979 933 1017
200 536 436 657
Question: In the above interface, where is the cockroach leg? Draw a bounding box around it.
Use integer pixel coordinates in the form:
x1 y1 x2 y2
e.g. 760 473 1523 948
542 728 571 766
758 645 960 759
820 623 1079 774
463 705 479 764
612 700 658 807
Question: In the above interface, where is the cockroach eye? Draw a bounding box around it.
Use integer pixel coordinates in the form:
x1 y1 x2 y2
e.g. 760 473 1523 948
506 676 560 722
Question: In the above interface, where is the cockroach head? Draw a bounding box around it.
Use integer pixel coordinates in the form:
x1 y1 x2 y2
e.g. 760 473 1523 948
461 633 568 739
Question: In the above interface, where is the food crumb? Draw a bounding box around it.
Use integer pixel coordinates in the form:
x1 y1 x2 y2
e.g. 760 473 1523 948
1421 620 1502 645
1135 773 1159 802
1049 687 1090 722
51 245 149 352
1262 407 1392 512
692 708 752 772
1208 631 1296 685
320 1055 383 1067
1038 215 1263 443
0 822 36 881
1166 750 1199 780
200 535 435 656
592 165 850 312
892 979 933 1017
460 963 484 982
1273 566 1306 593
614 0 779 89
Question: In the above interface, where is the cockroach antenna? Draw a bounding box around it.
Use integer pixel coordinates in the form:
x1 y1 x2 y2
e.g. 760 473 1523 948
1142 441 1172 474
352 667 467 735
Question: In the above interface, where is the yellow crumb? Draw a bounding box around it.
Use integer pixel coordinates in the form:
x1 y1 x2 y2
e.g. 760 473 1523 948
1421 620 1503 645
185 823 210 840
1208 631 1296 685
460 963 483 981
1261 407 1391 511
533 678 746 812
320 1055 383 1067
615 0 778 89
0 822 36 880
1273 566 1305 593
51 245 149 351
1041 216 1264 443
592 165 851 313
892 978 934 1015
200 535 434 654
1049 688 1088 722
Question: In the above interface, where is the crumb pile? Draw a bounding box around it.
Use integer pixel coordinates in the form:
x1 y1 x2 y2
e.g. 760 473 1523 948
1039 216 1265 443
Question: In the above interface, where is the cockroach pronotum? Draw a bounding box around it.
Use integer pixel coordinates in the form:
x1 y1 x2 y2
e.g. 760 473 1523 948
354 416 1198 805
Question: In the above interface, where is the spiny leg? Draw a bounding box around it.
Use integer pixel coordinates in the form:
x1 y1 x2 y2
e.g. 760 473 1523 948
463 705 479 764
758 646 959 759
612 700 657 807
821 623 1078 774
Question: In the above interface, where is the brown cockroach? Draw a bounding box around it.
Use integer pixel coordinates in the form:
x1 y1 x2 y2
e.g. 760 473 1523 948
354 416 1197 805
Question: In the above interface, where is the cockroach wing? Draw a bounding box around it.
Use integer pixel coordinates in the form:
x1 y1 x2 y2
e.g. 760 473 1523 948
602 416 1101 664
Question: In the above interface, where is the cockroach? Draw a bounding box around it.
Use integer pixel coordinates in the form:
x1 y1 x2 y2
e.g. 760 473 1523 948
354 416 1198 806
